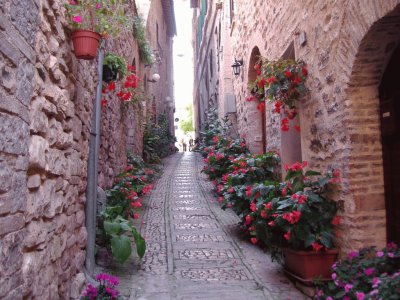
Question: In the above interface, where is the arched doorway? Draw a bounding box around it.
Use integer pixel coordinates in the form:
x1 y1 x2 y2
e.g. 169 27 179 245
247 46 266 153
346 4 400 246
380 43 400 244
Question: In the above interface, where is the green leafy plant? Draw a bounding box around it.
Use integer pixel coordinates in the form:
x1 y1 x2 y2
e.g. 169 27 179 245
103 53 127 80
315 243 400 300
99 210 145 263
96 154 160 264
143 114 176 163
64 0 132 38
132 16 155 65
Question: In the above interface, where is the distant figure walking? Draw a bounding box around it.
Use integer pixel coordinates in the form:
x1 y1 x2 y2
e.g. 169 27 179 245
181 138 187 152
189 138 194 151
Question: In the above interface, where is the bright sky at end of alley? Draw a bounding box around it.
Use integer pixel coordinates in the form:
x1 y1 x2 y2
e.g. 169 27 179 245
173 0 194 110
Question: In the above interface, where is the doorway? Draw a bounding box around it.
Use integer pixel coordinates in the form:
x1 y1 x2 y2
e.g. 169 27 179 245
379 43 400 244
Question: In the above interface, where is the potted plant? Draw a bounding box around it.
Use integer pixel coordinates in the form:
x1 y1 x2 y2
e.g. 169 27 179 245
103 53 127 82
247 58 308 132
248 161 341 284
64 0 131 60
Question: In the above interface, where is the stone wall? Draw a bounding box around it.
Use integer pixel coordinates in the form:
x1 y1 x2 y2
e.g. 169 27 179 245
0 0 151 298
228 0 400 252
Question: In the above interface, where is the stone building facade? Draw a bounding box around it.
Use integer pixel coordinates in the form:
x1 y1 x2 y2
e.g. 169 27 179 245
0 0 175 298
193 0 400 253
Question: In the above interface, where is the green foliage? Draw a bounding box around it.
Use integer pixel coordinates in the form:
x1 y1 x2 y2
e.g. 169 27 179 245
180 104 195 134
132 16 155 65
104 53 127 79
100 214 145 262
315 244 400 300
96 154 161 264
143 114 176 163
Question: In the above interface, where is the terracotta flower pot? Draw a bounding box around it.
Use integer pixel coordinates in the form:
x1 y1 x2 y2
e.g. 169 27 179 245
283 248 339 284
71 30 101 60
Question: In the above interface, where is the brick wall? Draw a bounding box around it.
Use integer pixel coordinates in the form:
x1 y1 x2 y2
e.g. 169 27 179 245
0 0 168 298
228 0 400 252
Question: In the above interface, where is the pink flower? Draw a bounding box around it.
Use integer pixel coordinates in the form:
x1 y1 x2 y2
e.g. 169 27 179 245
72 15 82 23
250 202 257 212
244 215 252 225
372 277 381 288
376 251 384 257
348 251 358 260
356 292 365 300
268 221 275 227
284 231 291 240
133 213 140 219
69 0 77 4
250 237 258 245
95 3 102 9
364 268 374 276
331 273 337 280
344 284 353 292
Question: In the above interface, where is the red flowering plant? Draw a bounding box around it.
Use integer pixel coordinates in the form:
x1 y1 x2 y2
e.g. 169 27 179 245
96 154 160 263
315 243 400 300
218 152 280 218
201 136 249 183
247 59 308 132
64 0 132 38
101 65 149 108
198 107 235 157
248 161 341 254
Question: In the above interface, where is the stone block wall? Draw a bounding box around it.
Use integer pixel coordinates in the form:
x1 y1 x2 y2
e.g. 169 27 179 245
0 0 148 298
228 0 400 252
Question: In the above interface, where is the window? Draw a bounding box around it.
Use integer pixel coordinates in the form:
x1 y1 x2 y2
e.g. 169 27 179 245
229 0 235 25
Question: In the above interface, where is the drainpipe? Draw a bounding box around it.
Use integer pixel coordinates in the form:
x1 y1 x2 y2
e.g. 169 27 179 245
85 39 105 276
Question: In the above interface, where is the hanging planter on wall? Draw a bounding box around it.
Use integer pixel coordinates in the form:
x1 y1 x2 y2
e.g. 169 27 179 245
71 30 101 60
102 65 118 82
102 53 127 82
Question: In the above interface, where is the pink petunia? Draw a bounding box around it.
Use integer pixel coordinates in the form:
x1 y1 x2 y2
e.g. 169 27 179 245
72 15 82 23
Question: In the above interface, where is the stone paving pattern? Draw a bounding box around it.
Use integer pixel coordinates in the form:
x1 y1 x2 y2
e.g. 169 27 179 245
97 153 308 299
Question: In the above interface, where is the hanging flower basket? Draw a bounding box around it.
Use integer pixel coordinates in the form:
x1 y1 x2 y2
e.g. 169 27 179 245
102 65 118 82
71 30 101 60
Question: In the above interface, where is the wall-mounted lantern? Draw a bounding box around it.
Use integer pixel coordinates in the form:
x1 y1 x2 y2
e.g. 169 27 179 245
231 59 243 76
147 73 160 83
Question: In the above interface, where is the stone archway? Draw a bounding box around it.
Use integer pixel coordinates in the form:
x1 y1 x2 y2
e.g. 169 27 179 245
246 46 266 154
346 4 400 246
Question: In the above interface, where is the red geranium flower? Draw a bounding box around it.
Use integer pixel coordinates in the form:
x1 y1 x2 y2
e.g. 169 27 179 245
311 242 323 251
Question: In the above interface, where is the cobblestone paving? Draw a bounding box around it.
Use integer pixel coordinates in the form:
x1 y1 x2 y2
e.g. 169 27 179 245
96 153 308 300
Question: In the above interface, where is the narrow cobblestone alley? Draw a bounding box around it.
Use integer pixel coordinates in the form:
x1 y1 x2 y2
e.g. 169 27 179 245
98 153 307 300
